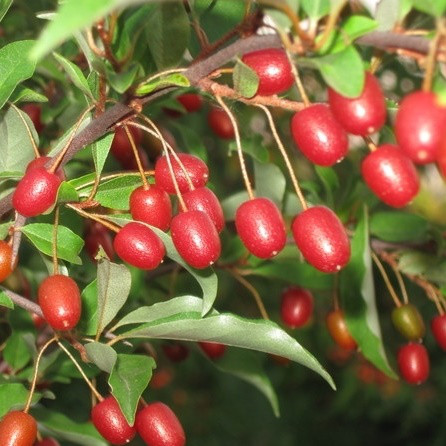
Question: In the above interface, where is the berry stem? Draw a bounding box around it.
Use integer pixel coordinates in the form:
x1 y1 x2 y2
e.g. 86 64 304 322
56 339 104 402
24 336 58 413
52 207 60 275
286 53 310 108
122 123 149 189
215 95 254 200
422 19 445 93
65 203 120 233
391 263 409 305
332 273 340 311
363 136 378 152
8 103 40 158
371 251 402 307
0 286 43 316
256 104 308 210
313 0 348 52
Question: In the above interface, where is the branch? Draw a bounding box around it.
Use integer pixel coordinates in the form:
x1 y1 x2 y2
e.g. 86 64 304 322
0 286 43 316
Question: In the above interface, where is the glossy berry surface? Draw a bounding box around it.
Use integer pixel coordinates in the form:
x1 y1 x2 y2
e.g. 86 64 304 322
280 287 314 329
0 410 37 446
91 395 136 445
207 107 235 139
36 438 60 446
84 222 115 262
154 153 209 194
290 104 349 166
397 342 430 385
177 93 203 112
361 144 419 208
326 309 357 351
431 314 446 350
292 206 350 273
38 274 81 331
162 342 190 362
12 167 61 217
391 303 425 341
199 341 227 359
171 210 221 269
136 402 185 446
114 222 165 270
183 187 225 233
241 48 294 96
26 156 65 181
395 91 446 164
235 197 286 259
328 72 386 136
0 240 13 283
22 103 43 133
130 186 172 231
110 125 143 165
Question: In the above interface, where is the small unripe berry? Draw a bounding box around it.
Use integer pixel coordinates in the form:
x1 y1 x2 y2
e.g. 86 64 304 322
0 240 13 283
326 309 357 351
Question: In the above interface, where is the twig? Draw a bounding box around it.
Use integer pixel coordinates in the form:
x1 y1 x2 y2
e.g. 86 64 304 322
0 286 43 316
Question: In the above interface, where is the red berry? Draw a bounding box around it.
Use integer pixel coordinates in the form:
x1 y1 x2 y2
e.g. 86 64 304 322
171 210 221 269
84 222 115 262
291 206 350 273
91 395 136 445
0 410 37 446
38 274 82 331
110 125 143 165
241 48 294 96
130 186 172 231
395 91 446 164
431 314 446 350
198 341 226 359
22 103 44 133
26 156 65 181
235 197 286 259
162 342 190 362
328 72 386 136
0 240 13 283
207 107 235 139
136 402 185 446
154 153 209 194
177 93 203 112
31 312 46 329
437 138 446 178
36 438 60 446
119 146 150 171
280 287 314 329
361 144 419 208
113 222 165 270
12 167 61 217
182 187 225 233
326 309 357 351
397 342 430 385
290 104 349 166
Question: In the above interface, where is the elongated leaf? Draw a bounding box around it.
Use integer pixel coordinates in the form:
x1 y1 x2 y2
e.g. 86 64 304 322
53 52 92 97
9 87 48 103
3 332 32 370
301 0 330 19
92 132 114 177
21 223 84 264
340 206 397 378
85 342 117 373
0 291 13 309
233 59 259 98
412 0 446 17
254 161 286 207
228 135 269 164
0 0 12 23
109 354 156 425
135 72 190 96
370 211 429 242
107 62 140 94
117 311 335 389
0 383 45 417
79 279 98 335
96 259 132 338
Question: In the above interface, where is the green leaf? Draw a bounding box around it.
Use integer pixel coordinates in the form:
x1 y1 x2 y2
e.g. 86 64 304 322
315 166 339 206
92 132 114 177
109 354 156 425
301 0 330 19
118 310 335 390
85 342 117 373
375 0 399 31
3 332 32 370
411 0 446 17
135 72 190 96
398 251 436 276
0 291 13 309
221 190 251 221
0 40 37 108
56 181 80 204
96 259 132 339
370 212 429 243
0 383 44 417
79 279 98 336
254 161 286 207
228 135 269 164
0 221 11 239
340 207 397 378
145 1 190 70
21 223 84 264
0 106 39 173
170 121 208 162
233 59 259 98
107 62 140 94
53 52 93 98
0 0 12 23
311 46 365 97
9 87 48 104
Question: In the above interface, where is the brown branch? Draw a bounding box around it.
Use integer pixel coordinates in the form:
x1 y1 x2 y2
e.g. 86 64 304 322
0 286 43 317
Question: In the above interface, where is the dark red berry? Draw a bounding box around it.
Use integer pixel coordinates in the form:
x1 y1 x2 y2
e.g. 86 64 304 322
26 156 65 181
199 341 226 359
280 287 314 329
136 402 185 446
162 342 190 362
31 312 46 329
397 342 430 385
0 240 13 283
36 438 60 446
119 146 150 171
207 107 235 139
391 303 425 341
328 72 386 136
235 197 286 259
431 314 446 350
155 153 209 194
22 103 44 133
326 309 357 351
241 48 294 96
91 395 136 445
110 125 143 165
182 187 224 233
361 144 419 208
171 210 221 269
0 410 37 446
292 206 350 273
177 93 203 112
38 274 82 331
12 167 61 217
84 222 115 262
114 222 165 270
290 104 349 166
437 138 446 178
395 91 446 164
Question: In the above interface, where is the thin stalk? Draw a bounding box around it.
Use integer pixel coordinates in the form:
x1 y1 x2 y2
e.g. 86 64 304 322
392 264 409 305
422 19 445 92
371 251 402 307
52 207 60 275
287 52 310 107
123 123 149 189
363 135 378 152
65 203 120 233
